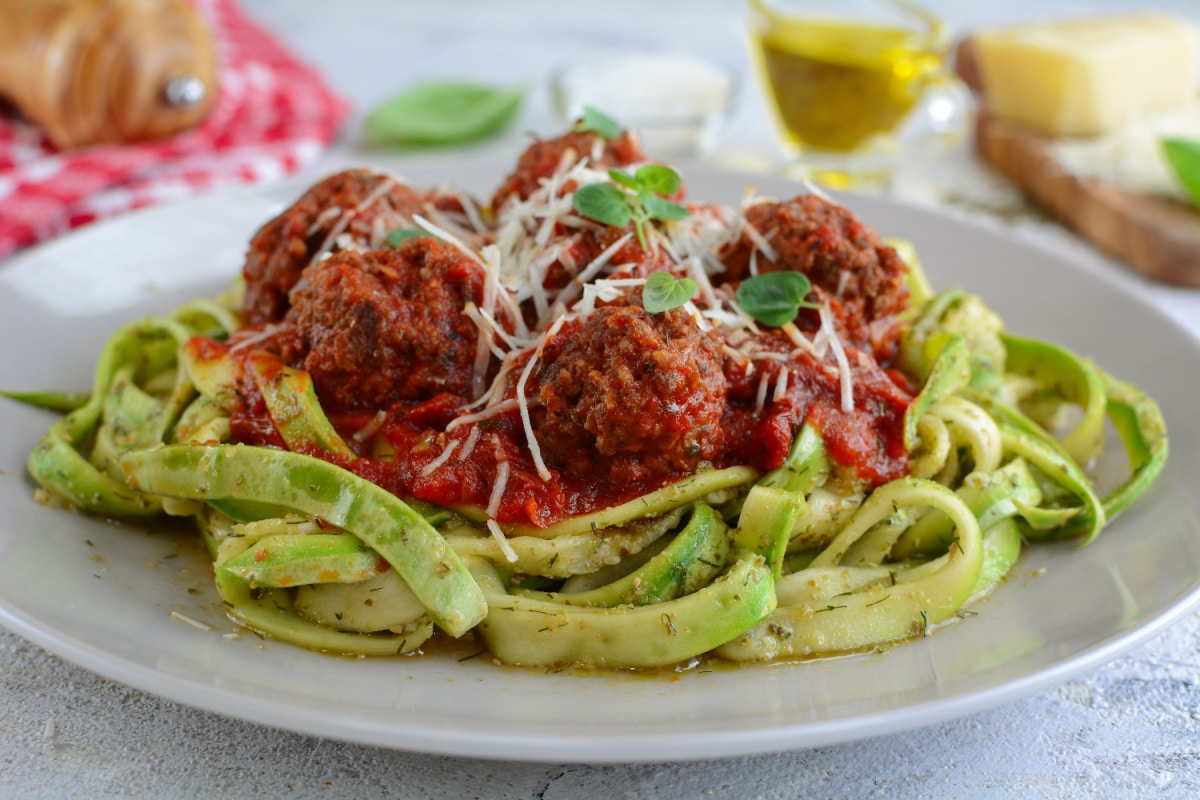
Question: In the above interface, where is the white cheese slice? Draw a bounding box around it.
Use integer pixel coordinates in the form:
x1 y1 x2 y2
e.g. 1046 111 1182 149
975 13 1197 138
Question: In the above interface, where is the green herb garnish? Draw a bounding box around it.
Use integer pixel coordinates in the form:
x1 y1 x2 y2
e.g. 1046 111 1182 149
385 228 429 248
574 105 620 140
736 272 822 327
572 184 630 227
365 81 524 147
572 165 691 249
642 271 697 314
1161 137 1200 209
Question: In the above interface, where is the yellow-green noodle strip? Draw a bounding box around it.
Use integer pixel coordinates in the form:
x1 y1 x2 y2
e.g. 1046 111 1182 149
717 478 982 661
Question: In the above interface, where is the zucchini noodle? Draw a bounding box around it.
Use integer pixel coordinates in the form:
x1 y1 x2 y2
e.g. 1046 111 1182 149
6 126 1169 671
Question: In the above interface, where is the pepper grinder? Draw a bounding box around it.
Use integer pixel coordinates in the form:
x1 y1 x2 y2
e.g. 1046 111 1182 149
0 0 217 149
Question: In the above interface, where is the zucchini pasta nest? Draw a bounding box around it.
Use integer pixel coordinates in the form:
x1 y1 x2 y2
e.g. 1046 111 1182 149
9 116 1167 669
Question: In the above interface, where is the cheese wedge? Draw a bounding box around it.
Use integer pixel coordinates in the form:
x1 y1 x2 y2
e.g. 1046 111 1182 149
974 13 1197 138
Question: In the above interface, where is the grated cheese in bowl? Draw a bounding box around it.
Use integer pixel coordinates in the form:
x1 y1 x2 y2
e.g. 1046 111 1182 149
552 53 735 156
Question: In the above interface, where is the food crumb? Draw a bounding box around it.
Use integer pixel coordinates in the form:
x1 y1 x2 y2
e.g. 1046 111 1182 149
170 611 213 631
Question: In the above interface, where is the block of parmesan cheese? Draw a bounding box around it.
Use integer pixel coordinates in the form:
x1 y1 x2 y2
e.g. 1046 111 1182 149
974 13 1197 138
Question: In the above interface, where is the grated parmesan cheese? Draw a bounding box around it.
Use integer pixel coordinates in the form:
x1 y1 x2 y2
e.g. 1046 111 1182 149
446 398 526 432
309 175 399 269
754 369 771 414
458 426 482 462
486 519 520 563
413 214 485 267
818 305 855 412
773 367 790 403
352 410 388 443
421 438 461 477
487 454 510 519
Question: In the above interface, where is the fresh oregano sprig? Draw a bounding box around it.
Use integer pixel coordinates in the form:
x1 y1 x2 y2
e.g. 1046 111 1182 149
572 165 691 250
736 272 822 327
574 105 621 140
642 271 697 314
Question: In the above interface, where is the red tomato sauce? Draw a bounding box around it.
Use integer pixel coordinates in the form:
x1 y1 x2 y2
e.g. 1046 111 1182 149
210 137 919 529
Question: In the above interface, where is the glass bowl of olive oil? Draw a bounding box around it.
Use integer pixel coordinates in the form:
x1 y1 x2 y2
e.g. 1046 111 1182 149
747 0 970 187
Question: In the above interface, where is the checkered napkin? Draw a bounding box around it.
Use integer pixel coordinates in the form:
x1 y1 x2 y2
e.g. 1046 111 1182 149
0 0 351 259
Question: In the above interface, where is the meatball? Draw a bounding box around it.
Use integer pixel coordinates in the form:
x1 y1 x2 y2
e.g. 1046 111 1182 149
491 129 648 211
242 169 427 325
719 196 908 352
533 306 726 482
281 239 485 409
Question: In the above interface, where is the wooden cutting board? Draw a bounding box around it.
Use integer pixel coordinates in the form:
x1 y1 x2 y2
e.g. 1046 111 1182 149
957 40 1200 288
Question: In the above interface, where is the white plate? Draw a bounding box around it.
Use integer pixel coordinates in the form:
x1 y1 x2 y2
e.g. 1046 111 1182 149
1 165 1198 764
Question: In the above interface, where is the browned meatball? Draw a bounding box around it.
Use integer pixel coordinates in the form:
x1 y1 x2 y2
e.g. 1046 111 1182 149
281 238 485 409
533 305 726 482
719 196 908 352
491 129 648 211
242 169 427 325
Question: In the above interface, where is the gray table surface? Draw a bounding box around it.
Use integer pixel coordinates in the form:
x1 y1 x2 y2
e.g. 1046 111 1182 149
3 1 1200 797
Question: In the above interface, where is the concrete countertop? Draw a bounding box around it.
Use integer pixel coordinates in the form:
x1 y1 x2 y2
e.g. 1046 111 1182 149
2 1 1199 797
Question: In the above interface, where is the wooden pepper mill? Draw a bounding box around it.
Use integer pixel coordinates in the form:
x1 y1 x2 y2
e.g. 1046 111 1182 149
0 0 218 149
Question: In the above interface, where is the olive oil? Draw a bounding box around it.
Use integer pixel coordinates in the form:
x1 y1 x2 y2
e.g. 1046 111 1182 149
751 16 943 153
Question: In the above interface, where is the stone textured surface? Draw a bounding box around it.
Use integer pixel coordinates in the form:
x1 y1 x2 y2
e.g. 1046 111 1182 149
1 615 1198 799
3 1 1200 796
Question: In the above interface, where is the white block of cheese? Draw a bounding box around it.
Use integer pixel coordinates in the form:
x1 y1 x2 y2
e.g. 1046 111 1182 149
975 13 1197 138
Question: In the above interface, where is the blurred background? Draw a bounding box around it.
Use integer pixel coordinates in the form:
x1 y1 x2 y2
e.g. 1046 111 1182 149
7 0 1200 287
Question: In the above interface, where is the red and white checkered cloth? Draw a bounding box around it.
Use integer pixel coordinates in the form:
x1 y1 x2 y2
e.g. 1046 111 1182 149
0 0 351 259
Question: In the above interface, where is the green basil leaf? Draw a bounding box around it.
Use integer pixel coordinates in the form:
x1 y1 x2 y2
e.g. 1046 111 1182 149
642 272 697 314
385 228 429 248
573 183 632 228
642 195 691 222
608 169 641 191
736 272 819 327
635 164 683 196
575 105 621 140
1161 137 1200 209
365 82 524 147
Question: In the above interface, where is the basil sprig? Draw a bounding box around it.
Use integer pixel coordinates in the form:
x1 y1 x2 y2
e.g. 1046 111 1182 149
736 272 822 327
366 82 524 147
1161 137 1200 209
572 166 691 249
642 271 697 314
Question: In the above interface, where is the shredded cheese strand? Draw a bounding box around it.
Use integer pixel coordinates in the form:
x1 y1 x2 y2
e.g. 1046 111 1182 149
412 214 485 267
819 305 855 413
516 316 567 481
421 438 461 477
352 410 388 444
446 398 525 432
309 176 398 268
487 458 511 519
486 519 519 564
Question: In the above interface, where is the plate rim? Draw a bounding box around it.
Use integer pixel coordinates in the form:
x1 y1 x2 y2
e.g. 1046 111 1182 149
1 163 1198 763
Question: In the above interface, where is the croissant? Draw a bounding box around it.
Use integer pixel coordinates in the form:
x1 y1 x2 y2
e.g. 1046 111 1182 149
0 0 217 150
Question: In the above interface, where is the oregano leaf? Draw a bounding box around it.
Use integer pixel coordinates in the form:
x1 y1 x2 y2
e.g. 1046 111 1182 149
736 272 821 327
573 183 632 228
642 272 697 314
